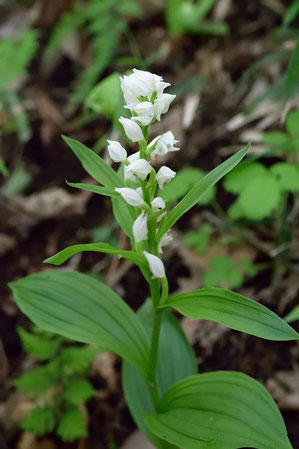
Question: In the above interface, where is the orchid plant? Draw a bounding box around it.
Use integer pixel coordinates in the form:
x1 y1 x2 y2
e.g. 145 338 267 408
10 69 299 449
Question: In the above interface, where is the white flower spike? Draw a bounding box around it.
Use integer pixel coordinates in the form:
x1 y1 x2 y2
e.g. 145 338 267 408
127 159 152 180
156 166 176 189
143 251 166 279
115 187 143 207
133 211 148 242
119 117 144 142
107 140 127 163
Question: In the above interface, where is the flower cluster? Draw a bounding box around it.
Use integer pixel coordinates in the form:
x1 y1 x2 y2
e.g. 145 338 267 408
109 69 180 279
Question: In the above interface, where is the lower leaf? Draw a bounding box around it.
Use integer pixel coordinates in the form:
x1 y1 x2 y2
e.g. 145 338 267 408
146 371 293 449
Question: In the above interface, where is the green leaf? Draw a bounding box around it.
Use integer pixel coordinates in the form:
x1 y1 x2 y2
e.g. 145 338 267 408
67 181 119 197
270 162 299 192
62 136 122 189
284 39 299 101
286 109 299 137
86 72 123 120
202 256 243 289
157 143 250 240
238 173 281 220
146 371 293 449
44 243 145 268
165 287 299 341
56 405 87 442
285 306 299 323
159 168 215 205
112 194 135 241
17 327 60 361
223 161 267 194
262 131 290 150
10 271 149 375
61 346 98 374
64 379 95 405
184 223 211 254
16 365 58 397
123 300 197 449
21 405 55 436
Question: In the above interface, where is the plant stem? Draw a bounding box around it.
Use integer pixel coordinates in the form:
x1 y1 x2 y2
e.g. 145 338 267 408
148 306 162 407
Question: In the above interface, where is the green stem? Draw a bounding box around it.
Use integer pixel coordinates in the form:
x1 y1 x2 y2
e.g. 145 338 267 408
148 306 162 407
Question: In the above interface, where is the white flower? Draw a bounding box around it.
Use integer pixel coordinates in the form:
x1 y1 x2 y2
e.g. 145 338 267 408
126 101 155 126
115 187 143 206
156 166 176 189
127 159 152 180
124 152 140 183
151 131 179 158
133 210 148 242
120 69 171 106
154 94 176 121
143 251 166 279
107 140 127 163
158 231 173 254
151 197 165 212
119 117 144 142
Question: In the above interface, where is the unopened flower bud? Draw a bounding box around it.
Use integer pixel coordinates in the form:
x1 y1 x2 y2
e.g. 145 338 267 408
143 251 166 279
127 159 152 180
133 210 148 242
156 166 176 189
151 197 166 212
119 117 144 142
115 187 143 206
107 140 127 162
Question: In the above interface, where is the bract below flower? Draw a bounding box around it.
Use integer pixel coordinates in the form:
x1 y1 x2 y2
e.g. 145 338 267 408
115 187 143 206
143 251 166 279
156 166 176 189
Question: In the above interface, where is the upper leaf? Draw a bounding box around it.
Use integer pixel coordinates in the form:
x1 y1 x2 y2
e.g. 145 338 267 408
10 271 149 375
146 371 293 449
165 287 299 341
62 136 122 189
157 143 250 240
64 379 95 405
56 405 87 442
44 242 145 268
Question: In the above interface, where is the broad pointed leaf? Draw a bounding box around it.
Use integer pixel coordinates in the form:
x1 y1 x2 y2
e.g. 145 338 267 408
146 371 293 449
67 181 119 197
10 271 149 374
165 287 299 341
43 242 145 268
62 136 122 189
157 144 249 240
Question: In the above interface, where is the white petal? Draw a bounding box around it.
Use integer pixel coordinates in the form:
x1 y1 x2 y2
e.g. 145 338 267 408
115 187 144 206
133 210 148 242
143 250 166 279
127 159 152 180
119 117 144 142
107 140 127 162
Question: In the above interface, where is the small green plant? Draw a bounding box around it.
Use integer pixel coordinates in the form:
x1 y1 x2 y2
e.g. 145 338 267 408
184 222 212 254
263 109 299 160
203 256 258 289
0 29 38 174
46 0 141 103
224 159 299 221
10 69 298 449
16 326 97 442
166 0 229 36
